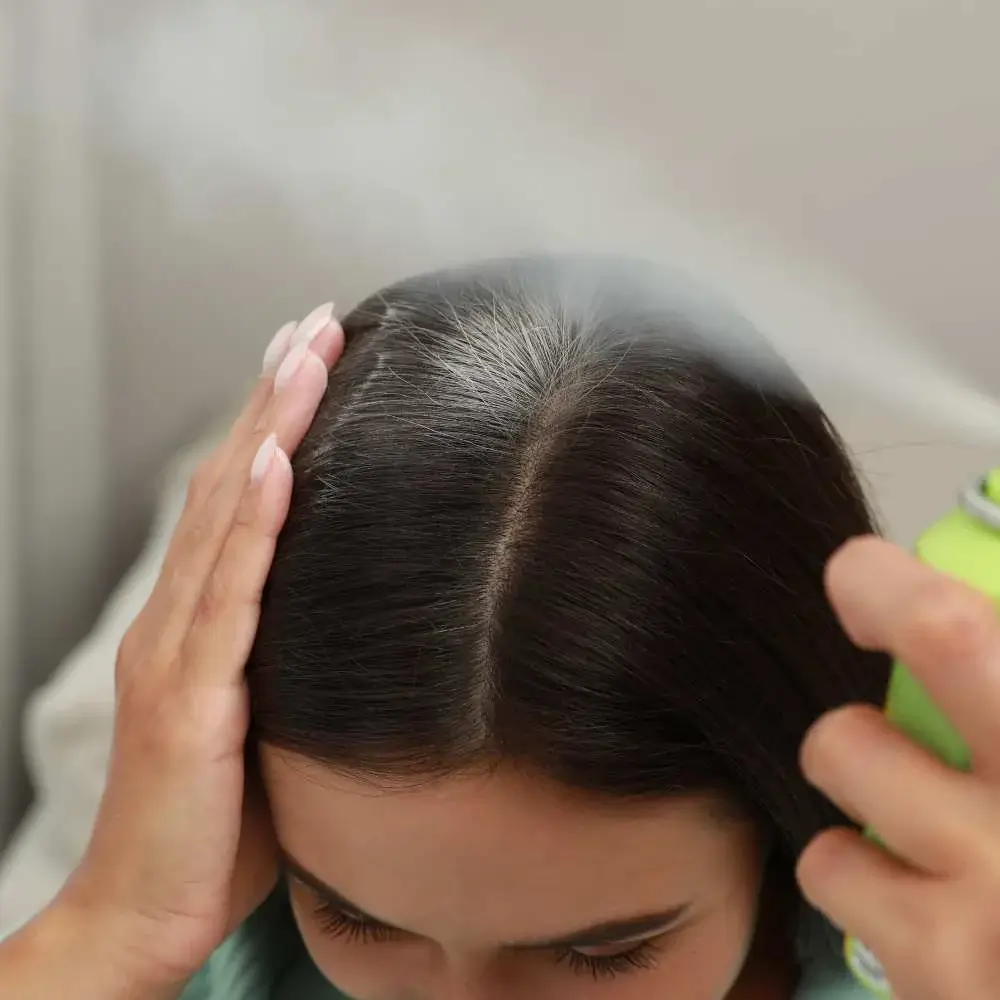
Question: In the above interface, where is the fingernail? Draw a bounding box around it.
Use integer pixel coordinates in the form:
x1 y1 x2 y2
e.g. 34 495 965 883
274 341 310 392
261 321 297 375
291 302 335 349
251 434 277 485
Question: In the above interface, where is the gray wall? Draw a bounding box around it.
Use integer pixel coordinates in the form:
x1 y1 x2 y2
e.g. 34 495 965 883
0 0 19 836
102 1 1000 563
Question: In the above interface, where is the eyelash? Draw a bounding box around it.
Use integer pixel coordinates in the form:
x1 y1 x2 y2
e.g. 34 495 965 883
309 896 661 980
554 941 660 979
312 898 400 945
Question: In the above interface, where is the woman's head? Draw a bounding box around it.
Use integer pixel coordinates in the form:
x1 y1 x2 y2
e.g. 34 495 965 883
249 256 887 999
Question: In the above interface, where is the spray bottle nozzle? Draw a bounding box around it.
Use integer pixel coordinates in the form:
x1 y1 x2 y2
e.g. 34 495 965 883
959 470 1000 530
985 468 1000 505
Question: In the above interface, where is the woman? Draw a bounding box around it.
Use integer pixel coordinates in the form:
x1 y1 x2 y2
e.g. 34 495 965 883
2 257 999 1000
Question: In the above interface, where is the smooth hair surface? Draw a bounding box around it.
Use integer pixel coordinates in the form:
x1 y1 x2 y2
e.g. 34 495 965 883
248 255 888 859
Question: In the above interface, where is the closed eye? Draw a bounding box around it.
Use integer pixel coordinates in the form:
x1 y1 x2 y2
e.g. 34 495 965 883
303 885 671 981
554 938 664 979
310 895 404 945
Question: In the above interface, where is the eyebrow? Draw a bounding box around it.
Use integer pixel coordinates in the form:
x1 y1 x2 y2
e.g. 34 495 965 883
280 850 690 951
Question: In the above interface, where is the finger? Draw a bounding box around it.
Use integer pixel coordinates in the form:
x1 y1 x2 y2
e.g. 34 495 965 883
226 754 280 936
826 536 1000 777
181 440 292 683
207 303 335 481
152 318 343 647
177 330 339 684
133 320 293 636
191 318 298 502
796 827 921 976
150 306 339 606
158 349 328 646
158 307 338 571
211 319 343 547
801 829 1000 1000
226 799 279 937
801 704 995 873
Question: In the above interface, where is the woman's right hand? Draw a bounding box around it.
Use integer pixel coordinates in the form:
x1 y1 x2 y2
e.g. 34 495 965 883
20 305 344 997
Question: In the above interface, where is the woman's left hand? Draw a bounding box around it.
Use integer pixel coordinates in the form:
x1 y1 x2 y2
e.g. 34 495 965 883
797 536 1000 1000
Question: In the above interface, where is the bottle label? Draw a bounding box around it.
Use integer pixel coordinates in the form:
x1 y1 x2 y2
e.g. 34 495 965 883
845 937 893 997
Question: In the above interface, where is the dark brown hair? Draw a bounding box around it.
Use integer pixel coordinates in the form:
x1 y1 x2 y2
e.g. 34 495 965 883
248 255 888 864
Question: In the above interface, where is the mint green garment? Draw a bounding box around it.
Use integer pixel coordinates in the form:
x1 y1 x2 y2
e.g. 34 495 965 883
178 889 870 999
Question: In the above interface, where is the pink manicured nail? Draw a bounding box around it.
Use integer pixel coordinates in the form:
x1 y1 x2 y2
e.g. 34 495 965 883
261 321 297 375
251 434 277 485
291 302 335 348
274 341 311 392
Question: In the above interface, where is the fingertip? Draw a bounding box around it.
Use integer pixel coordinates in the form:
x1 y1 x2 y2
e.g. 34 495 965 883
313 318 346 369
796 826 857 902
249 433 291 494
273 443 292 477
800 708 839 786
800 703 881 785
824 536 887 599
299 349 332 402
257 444 294 534
824 537 918 649
293 302 335 349
264 440 293 487
262 321 298 376
250 434 278 486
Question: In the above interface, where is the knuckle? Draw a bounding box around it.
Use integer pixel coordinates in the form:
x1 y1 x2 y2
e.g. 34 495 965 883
232 491 259 534
117 622 144 670
250 408 274 439
176 512 212 563
114 662 171 742
112 650 234 765
902 581 995 663
193 582 229 631
113 668 149 717
186 457 217 506
115 621 164 688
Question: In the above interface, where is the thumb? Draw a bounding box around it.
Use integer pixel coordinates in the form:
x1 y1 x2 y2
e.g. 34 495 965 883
226 766 280 936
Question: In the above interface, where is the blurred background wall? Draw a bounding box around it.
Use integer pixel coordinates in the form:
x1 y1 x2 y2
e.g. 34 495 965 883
0 0 18 846
1 0 998 841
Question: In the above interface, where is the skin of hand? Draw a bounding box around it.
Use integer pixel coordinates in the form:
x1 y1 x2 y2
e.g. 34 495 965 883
798 536 1000 1000
0 304 344 1000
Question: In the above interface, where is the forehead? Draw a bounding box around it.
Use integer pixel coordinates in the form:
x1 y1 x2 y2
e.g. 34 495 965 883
260 749 762 943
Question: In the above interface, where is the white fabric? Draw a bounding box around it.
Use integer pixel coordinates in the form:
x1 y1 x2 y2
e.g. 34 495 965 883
0 430 222 939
